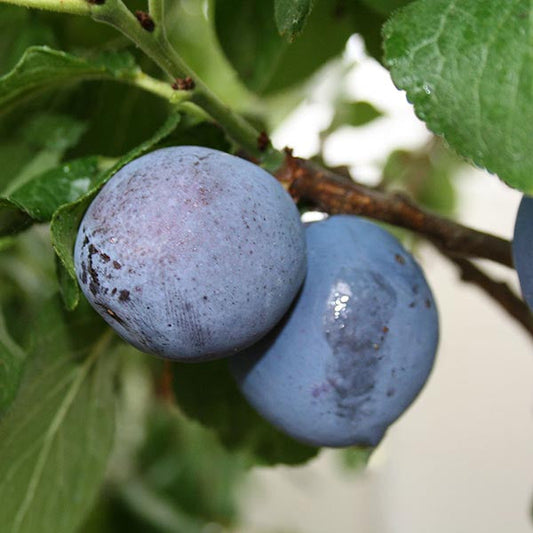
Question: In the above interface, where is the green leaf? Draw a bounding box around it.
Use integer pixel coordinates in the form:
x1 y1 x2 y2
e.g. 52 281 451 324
172 359 319 466
0 112 89 195
133 405 244 527
0 7 57 76
339 446 374 472
51 112 181 310
330 100 384 131
0 46 138 116
382 141 459 215
215 1 286 93
21 113 88 152
215 0 358 95
360 0 413 16
0 308 26 418
384 0 533 193
0 158 100 236
275 0 314 41
0 297 117 533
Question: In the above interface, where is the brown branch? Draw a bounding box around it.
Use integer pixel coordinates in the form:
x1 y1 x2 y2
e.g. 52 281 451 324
447 257 533 338
276 152 512 267
274 151 532 339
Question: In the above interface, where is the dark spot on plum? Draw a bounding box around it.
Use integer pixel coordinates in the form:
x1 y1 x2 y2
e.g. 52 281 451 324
89 244 98 255
409 301 416 308
113 261 122 270
382 326 389 333
100 253 110 263
425 299 432 308
119 290 130 302
89 280 99 296
111 288 117 295
395 254 405 265
386 388 395 397
82 236 89 247
80 262 87 284
203 295 208 301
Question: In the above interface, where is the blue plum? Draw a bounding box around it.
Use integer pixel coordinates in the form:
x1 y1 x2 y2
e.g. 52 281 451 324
513 195 533 310
74 146 306 361
230 215 439 448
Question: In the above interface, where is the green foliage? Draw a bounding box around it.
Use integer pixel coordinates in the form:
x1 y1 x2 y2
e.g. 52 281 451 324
382 139 459 215
0 297 118 533
274 0 315 41
216 0 355 95
0 47 138 115
171 359 319 465
0 308 25 418
133 404 245 528
360 0 412 16
384 0 533 193
0 157 100 237
0 6 57 75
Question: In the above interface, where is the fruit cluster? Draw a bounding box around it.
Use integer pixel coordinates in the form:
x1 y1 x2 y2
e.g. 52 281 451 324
75 146 441 448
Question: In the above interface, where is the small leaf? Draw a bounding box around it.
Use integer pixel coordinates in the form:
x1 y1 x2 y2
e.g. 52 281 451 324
172 359 319 466
51 112 181 310
386 146 459 215
0 308 26 418
339 446 374 472
384 0 533 193
0 46 138 115
275 0 314 41
331 100 384 131
0 297 118 533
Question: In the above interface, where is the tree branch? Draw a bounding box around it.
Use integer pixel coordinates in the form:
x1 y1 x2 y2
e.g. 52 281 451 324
275 151 533 339
276 152 512 267
446 257 533 337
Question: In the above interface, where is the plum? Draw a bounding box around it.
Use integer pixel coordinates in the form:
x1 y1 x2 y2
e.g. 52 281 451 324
513 195 533 310
230 215 439 447
74 146 306 361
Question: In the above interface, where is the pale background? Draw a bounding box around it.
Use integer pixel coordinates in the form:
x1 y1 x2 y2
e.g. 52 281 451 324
231 36 533 533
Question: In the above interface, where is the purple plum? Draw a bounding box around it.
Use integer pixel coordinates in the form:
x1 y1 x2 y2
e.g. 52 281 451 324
513 195 533 310
230 215 439 447
74 146 306 361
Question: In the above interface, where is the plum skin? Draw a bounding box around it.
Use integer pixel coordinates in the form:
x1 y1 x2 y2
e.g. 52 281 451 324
513 195 533 310
230 215 439 448
74 146 307 361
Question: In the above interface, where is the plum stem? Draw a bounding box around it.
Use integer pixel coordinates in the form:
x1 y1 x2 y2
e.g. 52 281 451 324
0 0 90 15
88 0 262 157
